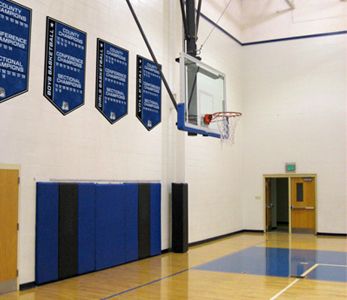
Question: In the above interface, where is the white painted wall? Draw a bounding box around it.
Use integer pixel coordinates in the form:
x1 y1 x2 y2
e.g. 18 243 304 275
1 0 346 286
241 34 347 233
0 0 178 284
0 0 245 284
185 18 244 243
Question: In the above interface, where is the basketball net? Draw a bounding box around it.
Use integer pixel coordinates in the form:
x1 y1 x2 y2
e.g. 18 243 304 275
204 112 242 143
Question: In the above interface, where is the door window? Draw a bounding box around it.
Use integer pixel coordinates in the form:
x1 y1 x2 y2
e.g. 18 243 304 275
296 183 303 202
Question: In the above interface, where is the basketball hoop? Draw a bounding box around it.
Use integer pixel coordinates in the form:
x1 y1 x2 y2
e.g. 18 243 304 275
203 112 242 142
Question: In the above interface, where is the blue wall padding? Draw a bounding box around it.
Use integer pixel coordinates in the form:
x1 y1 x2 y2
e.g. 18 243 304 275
78 184 96 274
123 184 139 262
36 182 161 282
150 184 161 256
36 183 59 284
95 184 126 270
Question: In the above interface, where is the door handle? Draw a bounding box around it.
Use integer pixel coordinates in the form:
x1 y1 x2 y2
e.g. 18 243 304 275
291 206 315 210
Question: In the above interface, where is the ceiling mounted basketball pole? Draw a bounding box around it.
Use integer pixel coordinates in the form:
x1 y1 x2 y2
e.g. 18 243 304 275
186 0 197 57
180 0 202 58
179 0 203 136
125 0 177 111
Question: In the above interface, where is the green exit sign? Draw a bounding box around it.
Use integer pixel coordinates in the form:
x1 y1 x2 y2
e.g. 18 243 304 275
286 163 296 172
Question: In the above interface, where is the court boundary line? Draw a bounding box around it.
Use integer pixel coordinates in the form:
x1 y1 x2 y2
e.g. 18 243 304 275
318 263 347 268
270 263 347 299
101 239 266 299
299 263 319 277
270 278 300 300
101 268 189 300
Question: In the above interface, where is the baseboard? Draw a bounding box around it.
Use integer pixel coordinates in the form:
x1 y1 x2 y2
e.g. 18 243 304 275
277 222 289 225
161 248 170 254
292 228 315 234
189 230 244 247
19 282 36 291
317 232 347 237
242 229 265 233
188 229 264 247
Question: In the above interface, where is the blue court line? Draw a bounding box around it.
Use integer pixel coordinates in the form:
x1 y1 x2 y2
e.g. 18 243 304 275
101 268 189 299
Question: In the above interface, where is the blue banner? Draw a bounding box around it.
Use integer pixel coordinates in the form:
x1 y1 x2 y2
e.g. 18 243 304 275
0 0 31 103
136 55 161 131
44 17 86 115
96 39 129 124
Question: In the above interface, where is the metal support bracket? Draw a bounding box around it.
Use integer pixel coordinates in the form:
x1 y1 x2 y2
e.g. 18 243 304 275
285 0 295 9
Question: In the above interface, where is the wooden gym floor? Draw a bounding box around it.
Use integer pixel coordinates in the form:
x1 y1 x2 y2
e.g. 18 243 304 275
1 232 346 299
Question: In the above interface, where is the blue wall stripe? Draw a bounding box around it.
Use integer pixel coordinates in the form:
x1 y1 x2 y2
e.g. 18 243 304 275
36 183 59 284
243 30 347 46
78 184 96 274
150 184 161 256
200 12 347 46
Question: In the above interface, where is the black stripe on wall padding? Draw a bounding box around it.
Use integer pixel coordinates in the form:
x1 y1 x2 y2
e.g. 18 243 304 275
138 184 151 259
58 183 79 279
172 183 188 253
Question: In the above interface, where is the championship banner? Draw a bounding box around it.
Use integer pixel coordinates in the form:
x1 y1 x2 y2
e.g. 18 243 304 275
136 55 161 131
0 0 31 103
44 17 86 115
95 39 129 124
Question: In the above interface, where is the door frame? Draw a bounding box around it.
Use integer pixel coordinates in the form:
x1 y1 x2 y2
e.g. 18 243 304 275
0 164 21 292
263 174 317 234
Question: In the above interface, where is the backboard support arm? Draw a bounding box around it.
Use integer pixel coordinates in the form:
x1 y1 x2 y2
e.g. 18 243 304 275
126 0 178 111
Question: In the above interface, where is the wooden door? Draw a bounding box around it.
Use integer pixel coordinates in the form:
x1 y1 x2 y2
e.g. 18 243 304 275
290 177 315 234
0 169 19 294
265 178 272 231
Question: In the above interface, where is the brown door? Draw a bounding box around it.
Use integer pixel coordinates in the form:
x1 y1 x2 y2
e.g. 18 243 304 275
0 169 19 294
265 178 272 231
290 177 316 234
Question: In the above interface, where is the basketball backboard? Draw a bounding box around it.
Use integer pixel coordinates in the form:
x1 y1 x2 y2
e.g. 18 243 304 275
177 53 226 138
